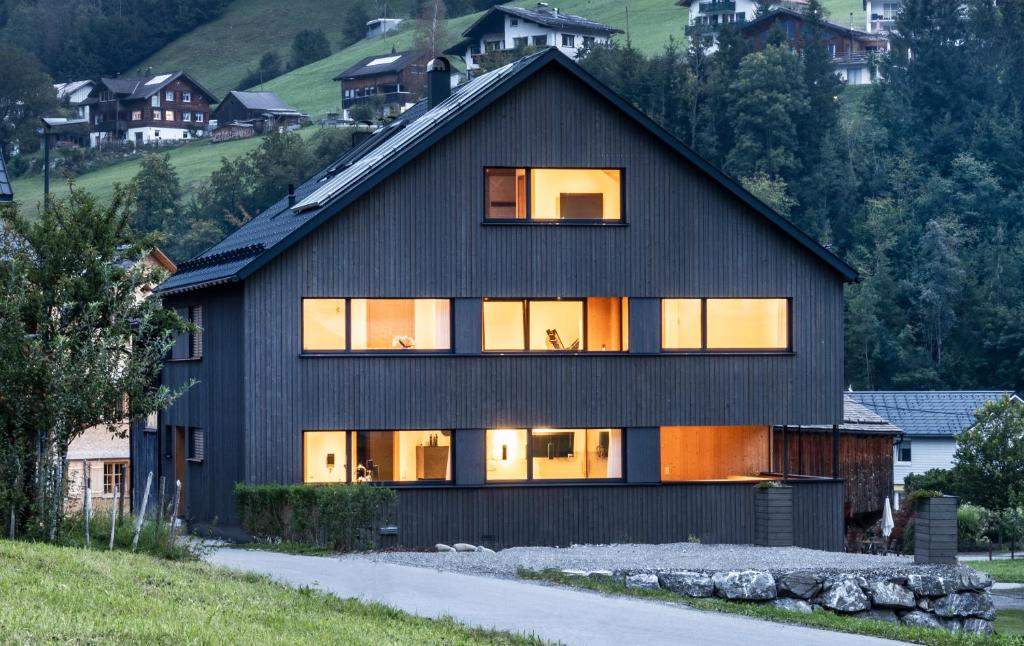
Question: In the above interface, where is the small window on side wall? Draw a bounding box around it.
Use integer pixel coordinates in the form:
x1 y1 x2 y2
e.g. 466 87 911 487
303 298 346 351
188 428 204 462
484 168 622 221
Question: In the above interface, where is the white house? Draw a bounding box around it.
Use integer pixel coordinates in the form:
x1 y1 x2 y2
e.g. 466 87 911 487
849 391 1022 509
864 0 903 33
366 17 402 39
444 3 622 72
54 80 96 124
678 0 806 49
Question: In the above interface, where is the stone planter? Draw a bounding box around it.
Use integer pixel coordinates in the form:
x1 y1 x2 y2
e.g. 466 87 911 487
754 485 794 547
915 495 958 565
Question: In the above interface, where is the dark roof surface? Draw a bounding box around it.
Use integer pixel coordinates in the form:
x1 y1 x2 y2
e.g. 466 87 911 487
848 391 1021 437
462 5 623 38
220 91 301 114
97 71 219 104
741 7 879 40
333 51 426 81
159 48 857 294
0 150 12 202
795 395 902 435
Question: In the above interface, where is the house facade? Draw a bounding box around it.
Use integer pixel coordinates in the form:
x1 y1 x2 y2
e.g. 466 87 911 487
445 4 622 72
679 0 808 49
333 50 437 120
212 91 305 136
864 0 902 33
88 72 217 147
135 51 857 550
849 391 1022 509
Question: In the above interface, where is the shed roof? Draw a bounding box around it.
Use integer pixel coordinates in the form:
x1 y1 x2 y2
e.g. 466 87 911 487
220 91 302 115
0 150 12 202
794 395 902 435
333 51 426 81
159 48 857 294
848 391 1022 437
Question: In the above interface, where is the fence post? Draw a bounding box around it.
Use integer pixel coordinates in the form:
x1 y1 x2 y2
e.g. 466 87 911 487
132 471 153 551
83 460 91 548
109 484 119 550
166 479 181 549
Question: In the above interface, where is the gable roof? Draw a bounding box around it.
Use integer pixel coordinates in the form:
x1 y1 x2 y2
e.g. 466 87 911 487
463 5 623 38
217 91 302 115
333 51 427 81
0 150 12 202
96 71 218 104
848 391 1022 437
741 7 879 41
158 48 857 294
795 395 902 435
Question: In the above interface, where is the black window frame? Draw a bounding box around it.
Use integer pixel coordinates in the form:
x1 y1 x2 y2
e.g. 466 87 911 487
484 428 627 484
300 297 455 356
169 304 203 361
481 297 629 353
660 297 793 354
561 33 576 48
896 439 912 463
482 166 626 225
302 429 456 486
187 427 205 463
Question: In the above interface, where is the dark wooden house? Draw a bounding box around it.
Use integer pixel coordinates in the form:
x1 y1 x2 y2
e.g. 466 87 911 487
88 71 218 146
333 50 432 118
212 91 305 133
135 50 858 550
773 396 900 531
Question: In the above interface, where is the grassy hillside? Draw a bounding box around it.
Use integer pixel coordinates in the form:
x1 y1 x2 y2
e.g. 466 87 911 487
10 127 320 214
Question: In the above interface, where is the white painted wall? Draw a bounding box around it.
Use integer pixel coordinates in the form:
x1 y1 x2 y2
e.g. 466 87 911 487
463 13 613 70
125 126 197 145
894 436 956 485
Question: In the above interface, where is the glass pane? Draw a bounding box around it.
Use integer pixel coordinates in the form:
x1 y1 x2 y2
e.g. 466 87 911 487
351 430 451 482
532 429 585 479
661 299 702 349
660 426 770 481
351 299 450 350
485 168 526 218
486 429 528 480
304 431 346 483
530 169 621 220
528 300 583 350
706 299 788 349
587 429 623 478
303 299 346 351
482 300 525 350
586 297 624 351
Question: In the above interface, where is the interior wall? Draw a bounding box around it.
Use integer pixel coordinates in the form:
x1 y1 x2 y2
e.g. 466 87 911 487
661 426 770 481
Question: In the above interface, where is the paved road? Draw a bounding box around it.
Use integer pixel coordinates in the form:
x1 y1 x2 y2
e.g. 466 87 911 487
208 548 908 646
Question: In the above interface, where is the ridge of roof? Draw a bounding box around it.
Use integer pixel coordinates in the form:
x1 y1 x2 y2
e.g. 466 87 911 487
460 4 623 39
740 6 878 39
158 48 857 294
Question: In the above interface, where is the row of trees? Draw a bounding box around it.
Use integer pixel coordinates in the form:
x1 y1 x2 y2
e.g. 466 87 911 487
578 0 1024 392
0 189 188 540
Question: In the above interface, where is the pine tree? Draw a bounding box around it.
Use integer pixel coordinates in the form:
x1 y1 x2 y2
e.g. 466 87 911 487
131 154 182 239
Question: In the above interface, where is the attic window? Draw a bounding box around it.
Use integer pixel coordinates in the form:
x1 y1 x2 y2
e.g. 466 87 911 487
484 168 622 221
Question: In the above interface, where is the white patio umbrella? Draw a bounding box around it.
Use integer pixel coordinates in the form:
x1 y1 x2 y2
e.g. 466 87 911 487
881 496 895 538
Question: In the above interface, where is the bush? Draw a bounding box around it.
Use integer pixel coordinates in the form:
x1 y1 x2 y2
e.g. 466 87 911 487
234 483 395 552
958 504 989 548
904 468 955 497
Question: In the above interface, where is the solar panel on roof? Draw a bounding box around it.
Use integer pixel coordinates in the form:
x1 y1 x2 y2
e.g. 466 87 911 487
145 74 172 86
368 55 402 66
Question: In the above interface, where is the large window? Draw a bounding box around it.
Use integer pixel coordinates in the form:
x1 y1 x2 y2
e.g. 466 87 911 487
482 297 628 352
661 298 789 351
661 426 770 481
484 168 622 221
303 430 452 483
302 298 451 352
486 428 623 481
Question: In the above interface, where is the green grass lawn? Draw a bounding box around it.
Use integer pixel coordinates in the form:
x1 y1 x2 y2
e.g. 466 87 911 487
970 559 1024 584
0 540 542 644
996 610 1024 637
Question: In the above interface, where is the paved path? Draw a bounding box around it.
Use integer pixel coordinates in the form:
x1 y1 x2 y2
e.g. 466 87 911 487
208 548 907 646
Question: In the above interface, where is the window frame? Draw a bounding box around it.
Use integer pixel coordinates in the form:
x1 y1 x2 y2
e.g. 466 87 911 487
483 166 626 225
300 297 455 356
102 461 127 494
485 427 626 484
481 297 629 353
303 429 456 485
187 427 205 463
896 438 912 464
660 297 793 354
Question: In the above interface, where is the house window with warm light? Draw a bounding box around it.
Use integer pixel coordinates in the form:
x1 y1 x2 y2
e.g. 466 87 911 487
301 298 451 353
484 168 622 221
661 298 790 351
303 431 346 483
482 298 628 351
485 428 623 481
303 430 452 483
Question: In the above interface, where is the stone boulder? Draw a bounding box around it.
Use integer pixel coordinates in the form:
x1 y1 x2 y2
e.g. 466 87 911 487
476 546 496 554
932 592 996 621
955 568 993 592
962 618 994 636
906 573 957 597
659 571 714 597
900 610 943 629
776 572 822 599
816 577 870 613
712 570 777 600
771 598 813 614
857 608 899 623
625 573 660 590
453 542 477 552
939 618 962 632
435 543 456 553
867 581 916 609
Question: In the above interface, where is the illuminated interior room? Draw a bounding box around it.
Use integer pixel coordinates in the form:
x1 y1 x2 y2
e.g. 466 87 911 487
660 426 772 481
486 428 623 481
484 168 621 220
482 298 627 351
303 431 347 483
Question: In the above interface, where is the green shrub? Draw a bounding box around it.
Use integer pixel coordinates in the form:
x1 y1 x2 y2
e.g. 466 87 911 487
58 511 202 561
234 483 395 552
958 504 989 548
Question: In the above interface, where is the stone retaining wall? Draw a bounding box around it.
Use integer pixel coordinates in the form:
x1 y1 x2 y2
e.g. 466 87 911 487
571 565 995 635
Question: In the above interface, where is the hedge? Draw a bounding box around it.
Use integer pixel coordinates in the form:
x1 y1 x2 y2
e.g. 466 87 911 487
234 483 396 551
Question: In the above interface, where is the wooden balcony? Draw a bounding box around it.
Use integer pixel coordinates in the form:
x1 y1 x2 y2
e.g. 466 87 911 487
698 1 736 13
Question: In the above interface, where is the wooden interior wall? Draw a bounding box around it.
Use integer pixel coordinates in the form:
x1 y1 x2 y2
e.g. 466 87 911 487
772 430 894 519
661 426 770 481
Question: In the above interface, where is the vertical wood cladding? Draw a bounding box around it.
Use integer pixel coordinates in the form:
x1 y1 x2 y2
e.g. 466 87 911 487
234 63 844 487
392 480 844 550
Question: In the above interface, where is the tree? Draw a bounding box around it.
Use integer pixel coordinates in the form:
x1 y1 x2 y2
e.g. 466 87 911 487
0 43 58 157
289 29 331 70
740 173 797 217
342 1 371 48
0 182 190 539
953 396 1024 511
131 154 182 239
236 51 283 90
413 0 448 60
912 216 967 367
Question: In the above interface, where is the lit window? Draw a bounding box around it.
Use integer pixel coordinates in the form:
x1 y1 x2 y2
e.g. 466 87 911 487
486 428 623 481
131 110 142 121
352 430 452 482
484 168 621 220
896 439 912 463
350 299 450 351
706 298 788 349
153 110 162 121
483 298 627 351
302 298 346 351
165 110 174 121
660 426 770 481
662 299 702 350
304 431 346 483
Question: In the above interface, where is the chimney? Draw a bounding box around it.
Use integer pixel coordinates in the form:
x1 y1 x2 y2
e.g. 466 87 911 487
427 57 452 109
287 183 296 207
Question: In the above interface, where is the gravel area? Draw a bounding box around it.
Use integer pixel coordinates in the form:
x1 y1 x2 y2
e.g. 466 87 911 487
344 542 918 579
